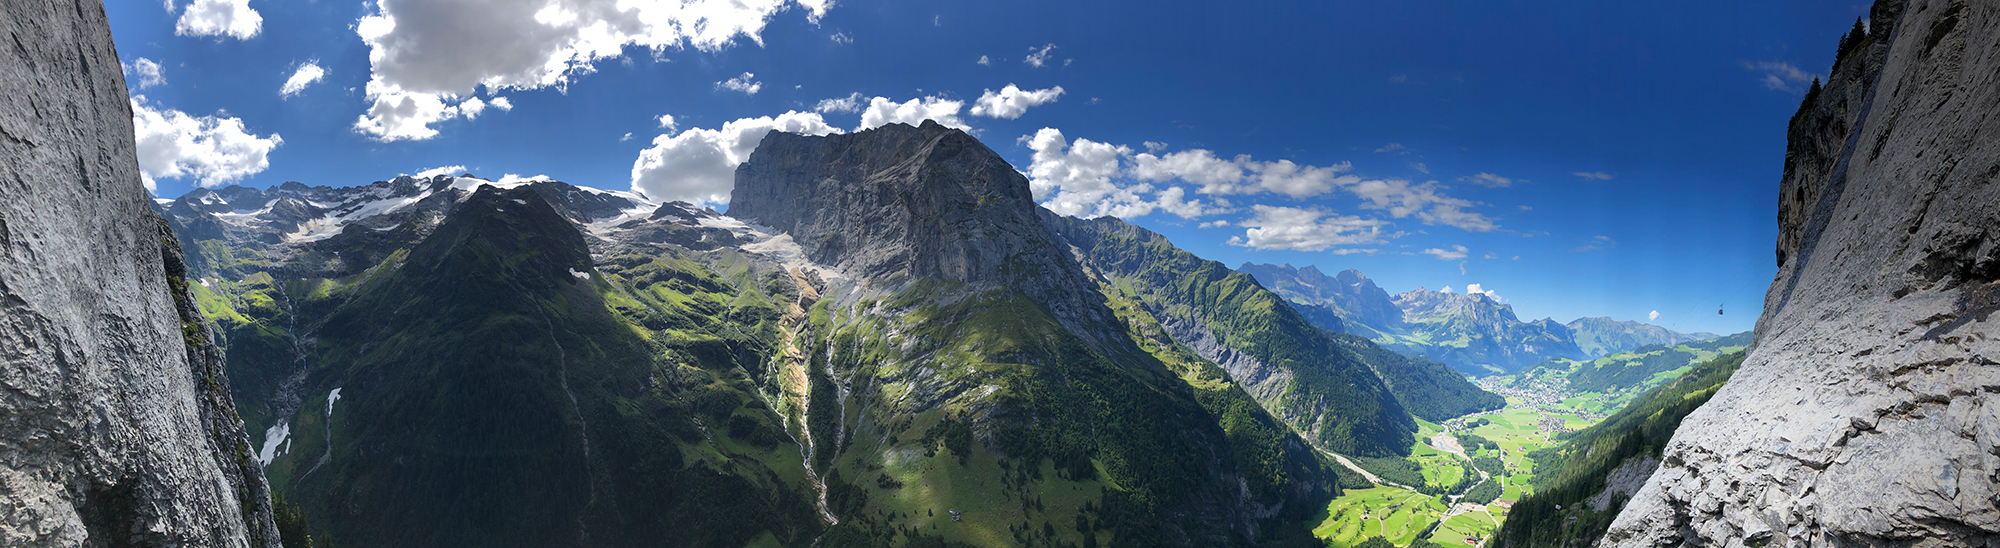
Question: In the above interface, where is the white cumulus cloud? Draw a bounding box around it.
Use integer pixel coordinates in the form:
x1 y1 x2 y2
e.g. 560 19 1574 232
1348 178 1498 232
1020 130 1219 219
716 72 762 95
814 92 864 114
1227 205 1388 252
130 96 283 191
1464 283 1500 301
1649 310 1661 321
1024 127 1137 215
1747 61 1818 93
856 96 967 131
1127 149 1354 198
977 55 992 66
175 0 261 40
630 111 839 205
1422 245 1469 260
970 84 1063 119
1024 43 1057 67
1024 128 1496 230
352 0 828 140
1457 172 1514 188
125 58 166 90
459 97 490 119
280 61 326 97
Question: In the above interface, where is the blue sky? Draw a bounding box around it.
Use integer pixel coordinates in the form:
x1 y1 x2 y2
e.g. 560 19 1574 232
107 0 1867 335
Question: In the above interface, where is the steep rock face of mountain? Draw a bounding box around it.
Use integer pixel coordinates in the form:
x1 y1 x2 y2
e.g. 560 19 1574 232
0 0 280 544
1389 287 1584 374
1565 316 1719 359
1238 264 1402 337
730 121 1339 547
1048 218 1423 454
1606 1 2000 545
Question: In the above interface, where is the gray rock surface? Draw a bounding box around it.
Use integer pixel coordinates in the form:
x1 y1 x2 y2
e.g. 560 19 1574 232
0 0 281 544
730 121 1048 285
730 120 1124 344
1587 456 1659 513
1603 1 2000 546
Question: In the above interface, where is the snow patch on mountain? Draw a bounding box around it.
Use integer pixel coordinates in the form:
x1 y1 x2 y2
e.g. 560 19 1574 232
256 420 290 466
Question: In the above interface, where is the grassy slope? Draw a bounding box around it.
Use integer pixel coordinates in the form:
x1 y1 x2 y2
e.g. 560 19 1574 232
1047 214 1425 458
1492 351 1747 548
1326 332 1503 423
1514 332 1749 412
804 274 1338 548
203 189 824 548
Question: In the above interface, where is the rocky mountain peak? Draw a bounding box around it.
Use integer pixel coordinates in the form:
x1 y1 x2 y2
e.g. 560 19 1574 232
728 120 1064 288
1333 267 1372 287
1394 286 1518 323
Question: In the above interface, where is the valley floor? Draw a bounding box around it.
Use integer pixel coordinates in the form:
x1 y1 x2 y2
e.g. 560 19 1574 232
1312 384 1600 547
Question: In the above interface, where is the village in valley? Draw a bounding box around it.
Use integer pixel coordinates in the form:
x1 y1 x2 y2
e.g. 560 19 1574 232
1310 373 1601 547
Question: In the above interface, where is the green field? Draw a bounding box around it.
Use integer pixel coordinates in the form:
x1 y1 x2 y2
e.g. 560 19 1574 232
1310 486 1448 547
1311 388 1628 547
1428 509 1501 546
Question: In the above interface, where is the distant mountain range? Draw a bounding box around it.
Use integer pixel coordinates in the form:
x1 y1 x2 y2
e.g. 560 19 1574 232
1238 263 1720 375
158 121 1504 547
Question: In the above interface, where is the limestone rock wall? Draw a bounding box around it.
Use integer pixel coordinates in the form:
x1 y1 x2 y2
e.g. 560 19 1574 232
1603 0 2000 546
729 120 1128 347
0 0 282 545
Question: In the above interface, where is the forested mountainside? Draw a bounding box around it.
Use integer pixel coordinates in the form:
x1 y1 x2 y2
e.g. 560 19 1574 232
1512 331 1750 413
157 121 1514 547
1494 351 1747 548
1050 216 1500 428
1240 264 1714 375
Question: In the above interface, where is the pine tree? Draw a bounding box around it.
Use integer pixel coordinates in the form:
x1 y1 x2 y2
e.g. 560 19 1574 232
1836 17 1867 64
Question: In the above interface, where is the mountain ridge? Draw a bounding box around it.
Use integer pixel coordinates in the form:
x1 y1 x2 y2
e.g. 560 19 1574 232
1240 262 1719 374
167 122 1388 547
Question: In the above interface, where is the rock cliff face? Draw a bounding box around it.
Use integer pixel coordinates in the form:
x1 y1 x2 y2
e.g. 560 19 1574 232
1605 1 2000 546
1237 264 1399 335
729 121 1121 343
0 0 281 545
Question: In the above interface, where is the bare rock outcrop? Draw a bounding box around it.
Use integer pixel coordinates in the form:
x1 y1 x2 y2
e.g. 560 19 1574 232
0 0 282 545
1603 1 2000 546
729 120 1126 344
